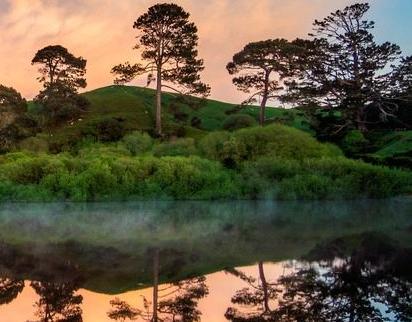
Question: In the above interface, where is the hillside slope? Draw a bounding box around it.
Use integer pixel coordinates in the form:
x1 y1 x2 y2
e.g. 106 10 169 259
25 85 311 151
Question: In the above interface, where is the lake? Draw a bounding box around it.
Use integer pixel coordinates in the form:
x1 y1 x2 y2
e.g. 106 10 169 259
0 199 411 321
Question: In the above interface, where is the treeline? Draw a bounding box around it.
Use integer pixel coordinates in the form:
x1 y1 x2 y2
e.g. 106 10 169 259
0 2 411 152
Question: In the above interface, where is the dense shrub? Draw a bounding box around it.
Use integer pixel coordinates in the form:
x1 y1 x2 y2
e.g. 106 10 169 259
0 85 37 152
0 152 240 201
34 84 89 126
0 124 410 201
94 118 126 142
153 138 197 157
191 116 202 129
18 135 49 153
240 156 412 199
223 114 257 131
278 175 334 200
340 130 369 155
121 131 153 156
200 125 342 167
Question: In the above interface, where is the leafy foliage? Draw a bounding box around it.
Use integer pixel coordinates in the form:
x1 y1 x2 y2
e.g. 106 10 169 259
227 39 299 125
32 45 88 125
284 3 406 133
223 114 257 131
0 85 36 152
112 3 209 135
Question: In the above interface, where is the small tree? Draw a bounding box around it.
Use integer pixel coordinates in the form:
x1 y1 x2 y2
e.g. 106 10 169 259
32 45 87 91
227 39 298 125
112 3 210 136
0 85 35 152
32 45 88 125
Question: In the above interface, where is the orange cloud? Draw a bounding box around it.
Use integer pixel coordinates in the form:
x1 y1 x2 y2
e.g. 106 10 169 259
0 0 355 103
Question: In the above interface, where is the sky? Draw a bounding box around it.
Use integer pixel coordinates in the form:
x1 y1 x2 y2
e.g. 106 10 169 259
0 0 411 104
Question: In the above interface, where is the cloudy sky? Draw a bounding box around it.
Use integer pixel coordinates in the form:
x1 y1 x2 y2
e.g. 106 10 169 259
0 0 411 103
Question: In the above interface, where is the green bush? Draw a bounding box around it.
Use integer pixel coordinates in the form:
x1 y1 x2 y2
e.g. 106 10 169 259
153 138 197 157
240 156 412 199
200 125 342 167
278 174 334 200
341 130 369 155
198 131 231 160
223 114 257 131
143 156 240 199
18 135 49 153
0 124 410 201
121 131 153 156
94 118 125 142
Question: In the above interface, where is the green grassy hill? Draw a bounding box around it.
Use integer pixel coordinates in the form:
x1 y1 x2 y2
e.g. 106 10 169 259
366 131 412 168
25 85 311 151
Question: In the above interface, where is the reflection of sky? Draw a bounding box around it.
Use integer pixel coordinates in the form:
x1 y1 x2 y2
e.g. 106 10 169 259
0 262 289 322
0 1 410 103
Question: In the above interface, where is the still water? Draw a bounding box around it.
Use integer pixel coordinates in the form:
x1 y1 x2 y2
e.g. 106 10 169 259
0 199 411 321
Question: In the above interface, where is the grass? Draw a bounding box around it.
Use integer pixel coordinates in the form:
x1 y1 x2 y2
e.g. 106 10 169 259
370 131 412 158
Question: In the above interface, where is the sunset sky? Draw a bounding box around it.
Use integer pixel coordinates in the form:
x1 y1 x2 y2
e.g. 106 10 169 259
0 0 411 103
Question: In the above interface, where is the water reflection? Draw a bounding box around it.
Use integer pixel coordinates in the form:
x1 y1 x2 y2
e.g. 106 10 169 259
31 280 83 322
0 200 411 321
225 233 412 322
0 278 24 306
107 248 208 322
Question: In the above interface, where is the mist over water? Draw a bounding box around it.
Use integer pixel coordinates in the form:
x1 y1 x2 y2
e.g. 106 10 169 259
0 199 411 321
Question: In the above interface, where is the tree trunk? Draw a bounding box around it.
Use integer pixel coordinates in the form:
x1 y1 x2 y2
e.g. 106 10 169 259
356 106 367 133
258 261 270 313
152 248 159 322
259 71 270 126
155 67 162 136
260 96 268 126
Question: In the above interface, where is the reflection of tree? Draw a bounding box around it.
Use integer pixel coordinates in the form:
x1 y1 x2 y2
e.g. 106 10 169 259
107 298 140 322
108 249 209 322
225 262 280 321
31 280 83 322
0 278 24 305
226 236 412 322
108 276 208 322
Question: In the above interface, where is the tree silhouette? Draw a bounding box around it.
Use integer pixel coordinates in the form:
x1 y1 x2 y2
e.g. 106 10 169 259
32 45 88 125
227 39 299 125
225 262 280 321
284 3 404 133
31 280 83 322
112 3 210 136
108 249 208 322
32 45 86 91
0 278 24 306
226 234 412 322
107 298 140 322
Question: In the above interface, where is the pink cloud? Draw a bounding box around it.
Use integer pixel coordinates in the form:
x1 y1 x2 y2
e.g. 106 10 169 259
0 0 355 103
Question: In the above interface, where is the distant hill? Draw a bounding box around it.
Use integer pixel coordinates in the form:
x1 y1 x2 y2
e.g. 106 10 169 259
26 85 311 150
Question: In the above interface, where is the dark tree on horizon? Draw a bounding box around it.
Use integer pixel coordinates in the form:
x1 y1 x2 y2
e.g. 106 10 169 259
32 45 87 91
31 45 88 125
111 3 210 136
227 39 299 126
283 3 406 133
